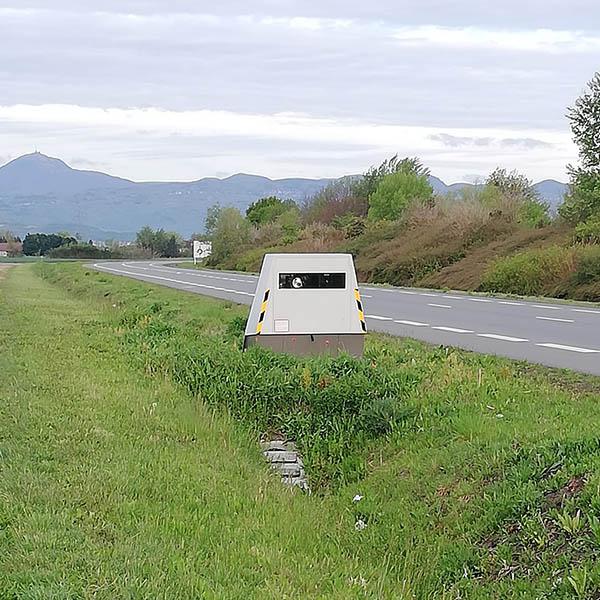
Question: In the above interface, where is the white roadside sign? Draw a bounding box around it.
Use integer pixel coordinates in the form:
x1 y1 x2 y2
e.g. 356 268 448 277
193 240 212 264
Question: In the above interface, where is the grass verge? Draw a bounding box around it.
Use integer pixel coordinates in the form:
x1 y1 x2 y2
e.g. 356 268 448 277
3 263 600 598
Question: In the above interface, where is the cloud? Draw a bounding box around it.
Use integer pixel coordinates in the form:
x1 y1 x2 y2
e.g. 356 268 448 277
394 26 600 53
0 104 570 148
430 133 552 149
0 103 576 182
0 2 595 182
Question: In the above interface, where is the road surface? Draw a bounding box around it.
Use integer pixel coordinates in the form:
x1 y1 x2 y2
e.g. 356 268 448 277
92 260 600 376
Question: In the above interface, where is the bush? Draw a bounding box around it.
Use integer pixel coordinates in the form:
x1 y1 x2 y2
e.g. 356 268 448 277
208 207 250 265
481 246 577 296
573 217 600 244
573 245 600 284
367 170 433 221
47 243 121 259
302 179 368 225
560 170 600 224
246 196 297 226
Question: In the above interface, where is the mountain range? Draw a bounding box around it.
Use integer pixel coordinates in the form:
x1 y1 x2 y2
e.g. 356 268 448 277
0 153 569 241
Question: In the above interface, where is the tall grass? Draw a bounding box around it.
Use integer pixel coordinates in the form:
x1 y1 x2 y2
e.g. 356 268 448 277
482 244 600 299
14 262 600 598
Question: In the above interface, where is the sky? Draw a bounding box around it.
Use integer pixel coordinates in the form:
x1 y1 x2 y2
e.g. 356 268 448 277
0 1 598 183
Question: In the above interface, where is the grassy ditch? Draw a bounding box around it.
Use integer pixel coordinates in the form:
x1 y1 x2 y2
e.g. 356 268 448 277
3 263 600 598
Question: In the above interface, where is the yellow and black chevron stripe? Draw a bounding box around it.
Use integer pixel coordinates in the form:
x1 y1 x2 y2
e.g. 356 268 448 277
354 288 367 332
255 288 270 334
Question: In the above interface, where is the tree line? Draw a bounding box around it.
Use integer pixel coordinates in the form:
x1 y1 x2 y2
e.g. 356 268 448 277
202 70 600 268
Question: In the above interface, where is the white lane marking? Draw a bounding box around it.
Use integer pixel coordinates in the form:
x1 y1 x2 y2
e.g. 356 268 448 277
432 326 473 333
536 343 600 354
145 263 257 284
361 294 373 298
533 305 561 310
443 295 464 300
366 315 393 321
477 333 529 342
536 316 574 323
93 265 255 297
394 320 429 327
419 293 439 297
398 290 417 295
572 309 600 315
428 303 452 309
499 301 524 306
470 298 492 303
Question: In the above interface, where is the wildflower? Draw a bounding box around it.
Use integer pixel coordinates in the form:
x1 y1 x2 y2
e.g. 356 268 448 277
353 494 363 503
355 519 367 531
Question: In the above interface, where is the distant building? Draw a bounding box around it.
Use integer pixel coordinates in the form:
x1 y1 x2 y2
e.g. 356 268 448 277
0 241 23 257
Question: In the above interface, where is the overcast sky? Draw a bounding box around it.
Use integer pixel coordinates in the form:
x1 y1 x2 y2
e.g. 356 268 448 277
1 1 598 182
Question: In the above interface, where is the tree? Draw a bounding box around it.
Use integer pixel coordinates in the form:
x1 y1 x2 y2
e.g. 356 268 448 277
22 233 76 256
485 168 538 201
204 204 223 238
209 207 250 264
277 208 301 244
354 155 430 199
560 72 600 224
134 226 182 257
135 226 156 251
367 162 433 221
246 196 297 226
483 168 549 227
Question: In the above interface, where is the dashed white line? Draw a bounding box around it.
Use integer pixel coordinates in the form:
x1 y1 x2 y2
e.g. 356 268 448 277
477 333 529 342
443 295 464 300
394 320 429 327
428 303 452 309
419 293 439 297
536 316 574 323
533 305 561 310
398 290 417 295
499 301 524 306
572 309 600 315
536 343 599 354
366 315 393 321
470 298 492 303
361 294 373 298
92 265 255 297
432 326 473 333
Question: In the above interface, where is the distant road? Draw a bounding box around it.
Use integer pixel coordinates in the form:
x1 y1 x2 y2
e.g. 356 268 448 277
92 260 600 376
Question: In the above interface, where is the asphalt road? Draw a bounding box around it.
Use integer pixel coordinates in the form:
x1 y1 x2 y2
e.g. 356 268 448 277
92 260 600 376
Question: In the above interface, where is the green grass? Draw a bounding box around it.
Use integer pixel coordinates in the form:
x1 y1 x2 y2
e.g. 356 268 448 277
3 264 600 598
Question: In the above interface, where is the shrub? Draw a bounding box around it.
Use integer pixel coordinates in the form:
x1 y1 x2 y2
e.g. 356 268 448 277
207 207 250 265
367 170 433 221
47 243 121 259
246 196 297 226
331 214 366 238
573 245 600 284
481 246 577 296
560 170 600 224
302 179 368 225
573 217 600 245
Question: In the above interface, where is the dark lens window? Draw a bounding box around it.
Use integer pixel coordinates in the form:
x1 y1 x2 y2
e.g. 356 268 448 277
279 273 346 289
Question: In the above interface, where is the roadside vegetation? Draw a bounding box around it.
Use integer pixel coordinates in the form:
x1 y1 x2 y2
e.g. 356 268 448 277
3 261 600 598
202 72 600 303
